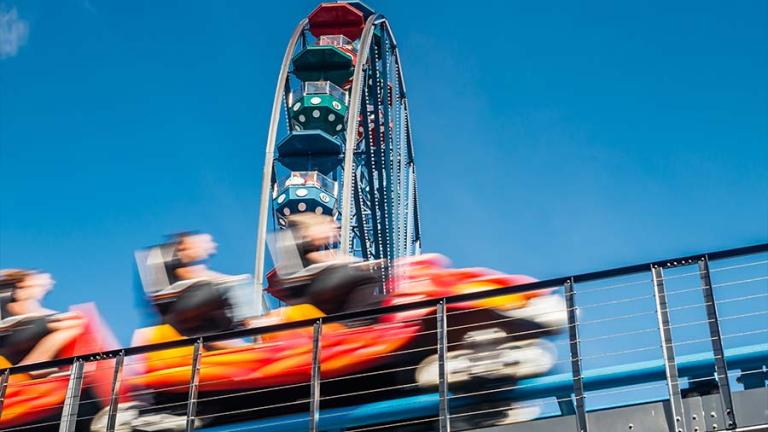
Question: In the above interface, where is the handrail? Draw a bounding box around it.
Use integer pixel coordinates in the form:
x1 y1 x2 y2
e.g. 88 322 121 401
197 343 768 432
1 242 766 375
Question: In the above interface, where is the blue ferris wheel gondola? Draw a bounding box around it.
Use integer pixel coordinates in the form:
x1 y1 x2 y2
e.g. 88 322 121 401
277 130 342 158
276 130 343 175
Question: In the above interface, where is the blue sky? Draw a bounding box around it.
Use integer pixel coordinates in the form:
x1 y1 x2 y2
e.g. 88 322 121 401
1 0 766 346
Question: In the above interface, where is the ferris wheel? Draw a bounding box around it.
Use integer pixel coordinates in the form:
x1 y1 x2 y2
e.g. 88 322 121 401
253 1 422 311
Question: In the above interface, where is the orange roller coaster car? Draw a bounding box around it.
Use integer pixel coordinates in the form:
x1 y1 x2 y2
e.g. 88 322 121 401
125 254 565 427
0 304 123 430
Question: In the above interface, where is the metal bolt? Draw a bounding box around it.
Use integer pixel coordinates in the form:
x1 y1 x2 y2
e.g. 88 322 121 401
628 424 633 430
676 416 682 422
692 414 697 420
694 428 700 432
710 412 717 418
713 424 718 430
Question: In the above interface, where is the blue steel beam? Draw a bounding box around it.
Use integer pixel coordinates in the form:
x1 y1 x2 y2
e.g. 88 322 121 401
366 38 391 264
379 31 396 263
351 165 371 260
359 82 382 260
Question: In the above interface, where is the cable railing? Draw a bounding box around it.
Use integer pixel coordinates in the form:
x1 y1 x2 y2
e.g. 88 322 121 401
0 242 766 432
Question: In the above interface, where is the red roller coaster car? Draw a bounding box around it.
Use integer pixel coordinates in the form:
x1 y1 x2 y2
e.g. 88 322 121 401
121 254 565 428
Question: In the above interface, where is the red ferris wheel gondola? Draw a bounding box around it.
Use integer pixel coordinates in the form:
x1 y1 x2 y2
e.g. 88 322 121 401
308 3 365 41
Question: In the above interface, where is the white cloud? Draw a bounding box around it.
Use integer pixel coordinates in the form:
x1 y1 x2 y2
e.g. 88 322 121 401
0 6 29 59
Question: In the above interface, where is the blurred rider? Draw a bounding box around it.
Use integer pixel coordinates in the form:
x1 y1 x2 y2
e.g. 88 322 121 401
275 214 383 315
0 270 86 365
136 233 242 339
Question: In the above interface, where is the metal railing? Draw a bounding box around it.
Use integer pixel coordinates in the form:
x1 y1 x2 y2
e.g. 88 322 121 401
0 242 766 432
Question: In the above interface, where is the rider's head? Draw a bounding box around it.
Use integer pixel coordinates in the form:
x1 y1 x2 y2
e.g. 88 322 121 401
0 269 53 303
170 232 218 264
286 214 339 251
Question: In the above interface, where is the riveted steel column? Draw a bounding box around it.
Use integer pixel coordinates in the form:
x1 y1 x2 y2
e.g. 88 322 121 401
652 266 687 432
186 340 203 432
59 359 85 432
698 257 737 430
565 278 588 432
359 82 382 263
0 369 9 421
367 38 392 269
379 29 395 265
310 319 323 432
106 351 125 432
437 300 450 432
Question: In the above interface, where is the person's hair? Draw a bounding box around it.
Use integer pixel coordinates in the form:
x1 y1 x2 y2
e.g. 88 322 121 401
285 213 334 235
0 269 35 294
166 231 200 245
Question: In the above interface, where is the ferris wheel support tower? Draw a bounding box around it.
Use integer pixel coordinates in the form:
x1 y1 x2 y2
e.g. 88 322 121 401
253 2 422 313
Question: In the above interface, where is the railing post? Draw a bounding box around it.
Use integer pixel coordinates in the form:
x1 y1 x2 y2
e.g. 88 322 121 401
698 257 737 430
310 319 323 432
59 359 85 432
437 300 450 432
564 278 588 432
106 351 125 432
0 368 9 421
652 265 687 432
186 339 203 432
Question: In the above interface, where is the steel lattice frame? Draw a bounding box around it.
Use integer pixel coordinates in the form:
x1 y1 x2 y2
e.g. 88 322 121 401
254 15 422 311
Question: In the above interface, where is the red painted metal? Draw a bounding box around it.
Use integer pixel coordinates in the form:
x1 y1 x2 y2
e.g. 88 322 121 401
0 304 123 429
308 3 365 40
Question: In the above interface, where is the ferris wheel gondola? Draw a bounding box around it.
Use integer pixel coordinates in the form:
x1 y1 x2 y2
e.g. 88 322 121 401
254 1 422 312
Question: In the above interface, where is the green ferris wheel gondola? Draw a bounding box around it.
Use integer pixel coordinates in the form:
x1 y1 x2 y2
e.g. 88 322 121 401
289 82 348 136
292 45 355 86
